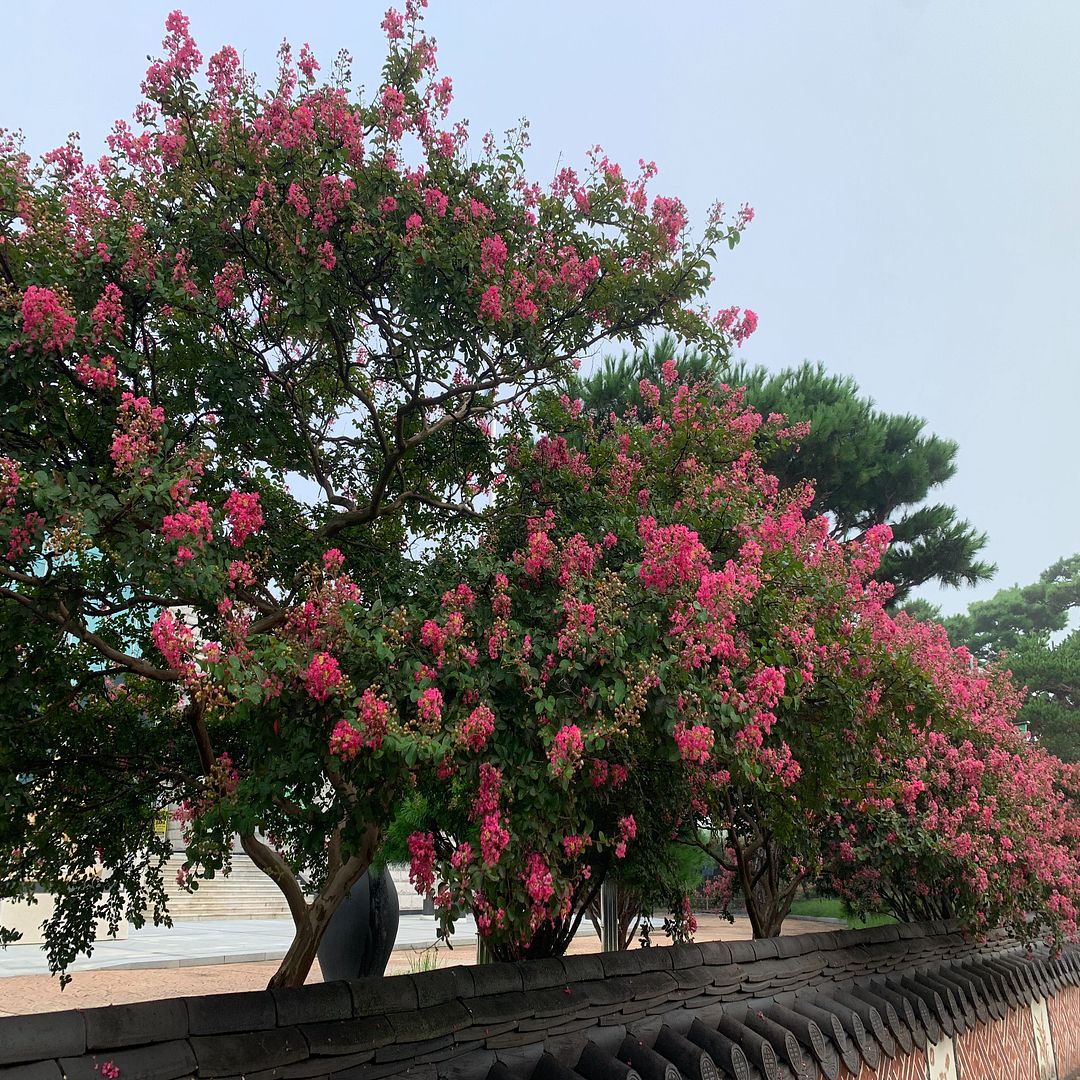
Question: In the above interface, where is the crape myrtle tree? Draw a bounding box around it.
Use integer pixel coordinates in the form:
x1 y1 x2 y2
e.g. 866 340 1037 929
0 4 754 986
378 373 952 954
570 338 995 605
824 614 1080 945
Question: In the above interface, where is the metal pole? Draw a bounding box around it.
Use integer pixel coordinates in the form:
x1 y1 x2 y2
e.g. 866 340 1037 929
601 880 619 952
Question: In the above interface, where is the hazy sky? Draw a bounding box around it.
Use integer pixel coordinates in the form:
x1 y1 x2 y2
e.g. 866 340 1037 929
4 1 1077 614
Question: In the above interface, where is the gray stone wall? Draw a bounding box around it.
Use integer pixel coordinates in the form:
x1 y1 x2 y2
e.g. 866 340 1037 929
1 920 1076 1080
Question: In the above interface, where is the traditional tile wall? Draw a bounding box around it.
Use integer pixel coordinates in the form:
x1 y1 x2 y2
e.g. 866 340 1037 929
1 921 1078 1080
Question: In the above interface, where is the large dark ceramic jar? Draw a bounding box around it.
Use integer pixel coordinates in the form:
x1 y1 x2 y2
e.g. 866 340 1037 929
317 864 400 980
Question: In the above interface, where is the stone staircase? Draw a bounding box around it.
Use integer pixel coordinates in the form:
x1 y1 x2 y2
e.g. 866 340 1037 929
162 853 293 920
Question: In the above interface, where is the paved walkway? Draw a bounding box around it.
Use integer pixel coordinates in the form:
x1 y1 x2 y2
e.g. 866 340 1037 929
0 913 475 979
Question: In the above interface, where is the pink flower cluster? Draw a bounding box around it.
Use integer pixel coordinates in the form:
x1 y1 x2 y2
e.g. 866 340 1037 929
142 10 203 97
479 285 502 322
417 686 443 724
20 286 76 353
673 721 714 765
480 234 507 277
0 458 18 510
713 306 759 347
76 354 118 390
523 852 554 906
614 815 637 859
304 651 343 702
212 262 244 308
110 393 165 476
548 724 585 778
460 704 495 752
228 559 255 588
329 719 363 761
355 687 392 750
161 501 213 565
90 284 124 344
637 517 711 594
223 490 263 547
480 814 510 866
562 834 591 859
151 609 196 672
407 831 436 894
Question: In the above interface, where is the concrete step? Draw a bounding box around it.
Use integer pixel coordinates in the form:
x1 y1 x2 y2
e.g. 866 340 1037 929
160 855 423 920
163 854 292 921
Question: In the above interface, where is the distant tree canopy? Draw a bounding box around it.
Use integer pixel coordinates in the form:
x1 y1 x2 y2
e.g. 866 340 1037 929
941 555 1080 661
938 556 1080 762
569 338 994 606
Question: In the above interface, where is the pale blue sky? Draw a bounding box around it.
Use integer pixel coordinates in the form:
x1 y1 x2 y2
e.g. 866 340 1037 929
5 1 1078 613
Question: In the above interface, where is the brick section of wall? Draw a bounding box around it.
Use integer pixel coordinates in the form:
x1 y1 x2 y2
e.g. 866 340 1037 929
1 920 1077 1080
954 1000 1042 1080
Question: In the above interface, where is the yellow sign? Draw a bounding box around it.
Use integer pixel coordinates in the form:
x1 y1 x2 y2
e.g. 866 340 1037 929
153 810 170 836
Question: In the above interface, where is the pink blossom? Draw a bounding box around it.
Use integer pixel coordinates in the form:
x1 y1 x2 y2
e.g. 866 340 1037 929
286 183 310 217
407 831 436 893
469 198 494 221
304 652 342 702
471 762 502 821
212 262 243 308
479 814 510 865
298 43 320 83
142 11 203 97
223 491 263 547
329 719 363 761
355 687 392 749
614 814 637 859
20 286 76 353
381 8 405 40
479 285 503 322
651 195 688 251
151 610 196 671
404 212 424 242
638 518 711 594
673 721 714 765
381 86 405 117
76 354 118 391
549 724 585 778
713 306 759 346
460 704 495 751
417 686 443 724
227 560 255 588
480 234 507 277
562 835 591 859
423 186 448 217
90 284 124 343
161 501 212 562
0 458 19 511
441 582 476 610
523 852 554 906
450 842 473 870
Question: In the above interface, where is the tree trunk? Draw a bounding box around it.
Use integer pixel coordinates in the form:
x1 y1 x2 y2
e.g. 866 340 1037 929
488 876 602 961
240 827 378 988
734 835 796 940
268 914 324 988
